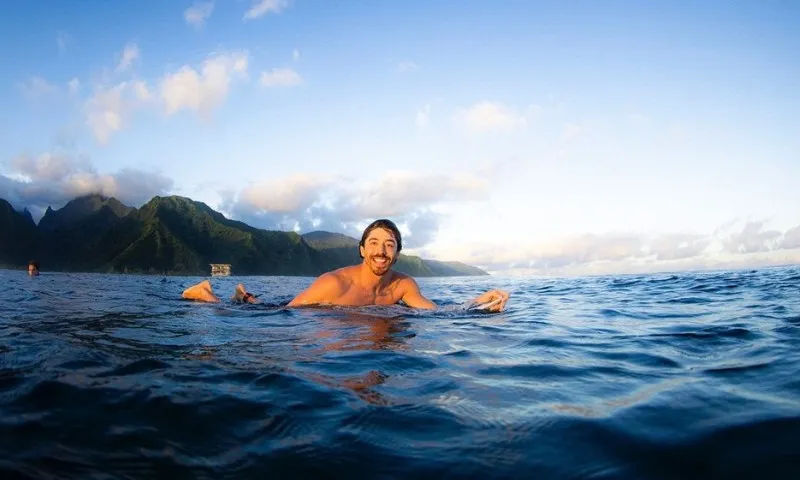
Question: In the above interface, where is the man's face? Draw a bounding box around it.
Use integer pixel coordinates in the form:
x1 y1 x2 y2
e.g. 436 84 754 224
28 265 38 276
360 228 398 276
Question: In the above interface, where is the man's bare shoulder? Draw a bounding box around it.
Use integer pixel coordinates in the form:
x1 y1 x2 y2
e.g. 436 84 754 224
391 271 417 290
327 265 359 284
391 269 411 280
287 269 349 306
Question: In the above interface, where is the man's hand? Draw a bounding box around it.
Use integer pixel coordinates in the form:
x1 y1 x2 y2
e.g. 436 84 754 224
471 289 510 312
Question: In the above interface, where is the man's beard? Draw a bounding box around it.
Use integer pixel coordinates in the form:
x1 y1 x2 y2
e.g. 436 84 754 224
369 255 392 275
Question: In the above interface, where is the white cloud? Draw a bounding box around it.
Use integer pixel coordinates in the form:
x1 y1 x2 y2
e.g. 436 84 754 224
239 174 333 213
722 221 782 253
85 83 129 143
185 1 214 28
516 233 645 270
260 67 302 87
403 210 444 248
20 76 58 99
160 51 249 115
83 78 155 143
292 48 301 61
415 104 430 127
243 0 289 20
81 51 247 142
221 171 489 241
116 43 140 73
132 80 151 102
496 249 800 277
783 225 800 249
68 78 80 95
341 170 488 219
1 153 174 217
457 101 528 133
56 32 71 54
7 153 92 183
647 233 711 260
397 61 419 73
220 174 334 231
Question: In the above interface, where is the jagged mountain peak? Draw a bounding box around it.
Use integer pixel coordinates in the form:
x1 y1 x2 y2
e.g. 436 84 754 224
38 194 133 232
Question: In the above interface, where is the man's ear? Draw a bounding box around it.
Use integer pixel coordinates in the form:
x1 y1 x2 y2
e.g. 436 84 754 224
359 244 365 259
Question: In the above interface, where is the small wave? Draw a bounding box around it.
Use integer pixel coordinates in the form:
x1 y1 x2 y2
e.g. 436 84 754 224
477 363 632 380
688 281 743 294
598 308 648 319
704 361 773 376
646 275 681 283
653 325 759 340
588 350 683 369
610 279 641 288
442 349 474 358
93 358 172 377
664 296 714 304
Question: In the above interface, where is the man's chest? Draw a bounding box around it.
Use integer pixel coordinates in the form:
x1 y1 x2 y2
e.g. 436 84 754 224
340 281 404 305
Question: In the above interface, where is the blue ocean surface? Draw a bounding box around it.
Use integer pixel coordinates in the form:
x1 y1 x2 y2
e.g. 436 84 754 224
1 266 799 479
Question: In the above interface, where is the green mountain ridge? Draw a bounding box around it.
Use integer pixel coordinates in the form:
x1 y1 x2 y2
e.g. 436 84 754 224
0 194 489 277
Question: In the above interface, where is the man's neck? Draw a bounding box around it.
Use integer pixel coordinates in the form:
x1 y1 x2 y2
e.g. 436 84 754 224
357 262 391 293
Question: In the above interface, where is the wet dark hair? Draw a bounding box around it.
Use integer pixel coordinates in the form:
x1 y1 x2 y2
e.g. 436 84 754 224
28 260 39 269
359 219 402 258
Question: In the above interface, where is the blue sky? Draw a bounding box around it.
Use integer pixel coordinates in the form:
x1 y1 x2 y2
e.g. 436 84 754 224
1 0 799 276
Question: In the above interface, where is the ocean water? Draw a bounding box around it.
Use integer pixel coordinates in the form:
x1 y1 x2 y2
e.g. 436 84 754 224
1 266 799 479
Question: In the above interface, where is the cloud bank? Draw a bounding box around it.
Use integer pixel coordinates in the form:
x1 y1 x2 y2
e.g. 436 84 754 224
424 221 800 276
219 170 489 247
1 152 173 220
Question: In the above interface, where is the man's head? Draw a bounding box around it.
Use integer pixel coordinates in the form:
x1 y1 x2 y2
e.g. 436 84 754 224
359 219 402 276
28 260 39 276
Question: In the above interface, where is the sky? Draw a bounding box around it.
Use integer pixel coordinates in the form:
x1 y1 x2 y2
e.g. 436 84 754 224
1 0 799 277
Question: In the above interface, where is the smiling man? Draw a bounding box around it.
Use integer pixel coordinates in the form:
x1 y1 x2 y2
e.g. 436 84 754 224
182 219 510 312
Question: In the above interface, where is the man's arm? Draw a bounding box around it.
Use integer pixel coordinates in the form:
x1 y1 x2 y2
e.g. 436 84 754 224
399 277 438 310
287 273 345 307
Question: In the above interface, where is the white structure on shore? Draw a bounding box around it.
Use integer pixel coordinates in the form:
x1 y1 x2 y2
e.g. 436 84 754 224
210 264 231 276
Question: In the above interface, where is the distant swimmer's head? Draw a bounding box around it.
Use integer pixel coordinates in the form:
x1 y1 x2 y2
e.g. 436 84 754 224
28 260 39 276
359 219 402 275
